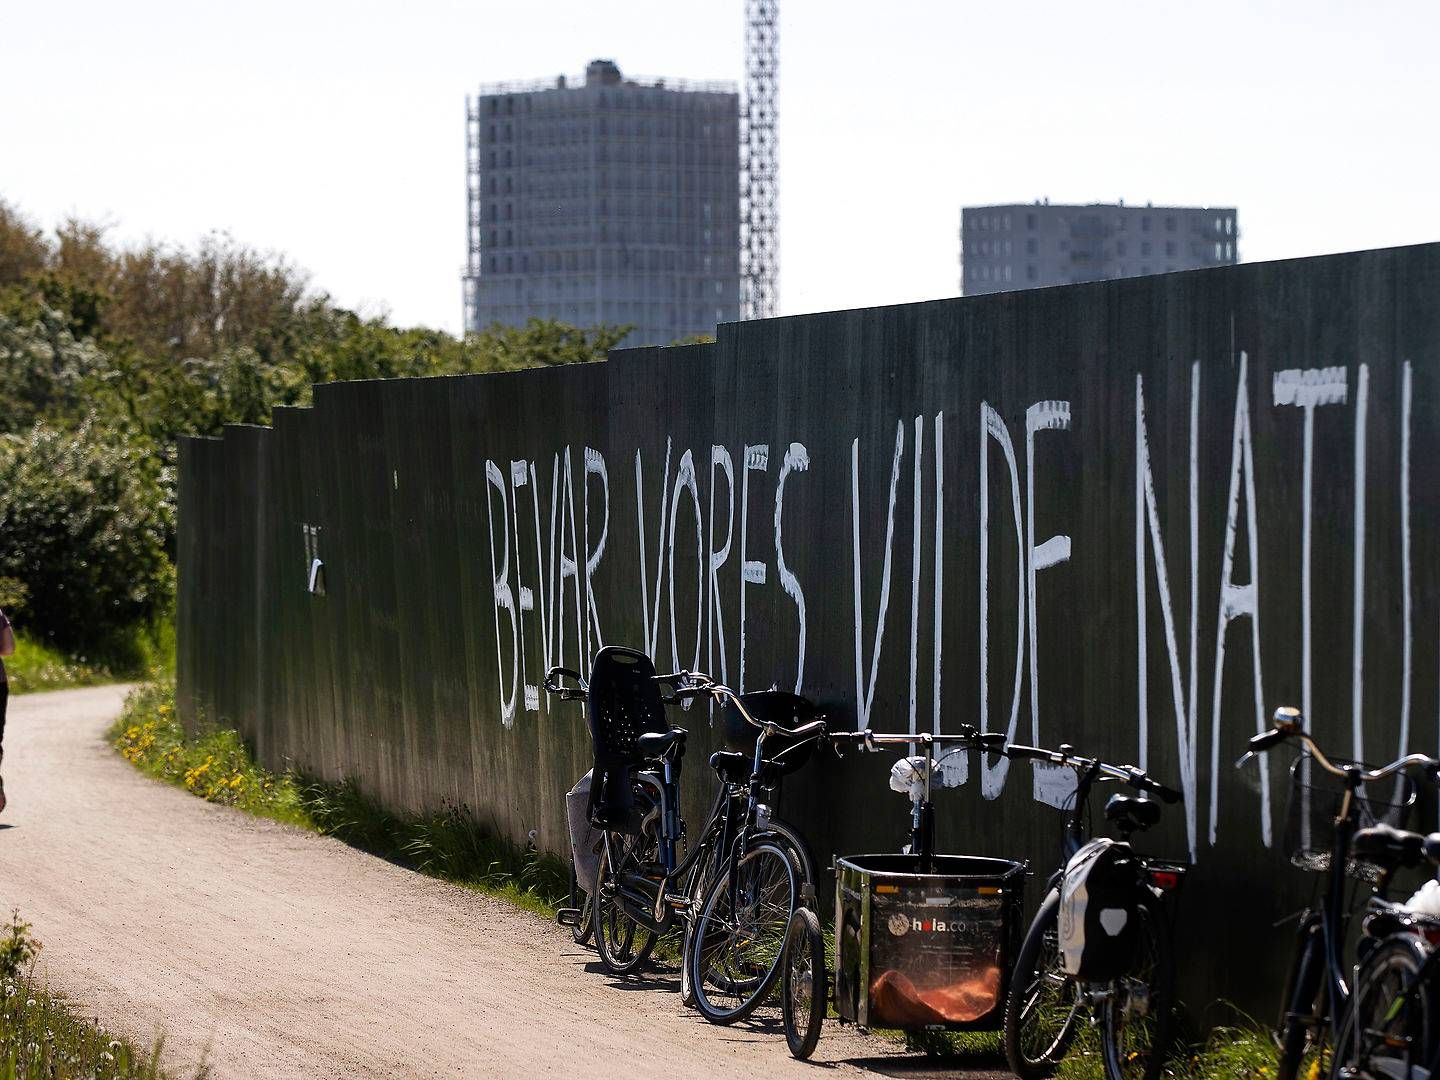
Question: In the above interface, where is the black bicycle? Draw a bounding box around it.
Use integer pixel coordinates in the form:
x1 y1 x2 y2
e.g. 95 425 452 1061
1328 824 1440 1079
1001 741 1185 1080
1239 707 1437 1080
545 651 826 1024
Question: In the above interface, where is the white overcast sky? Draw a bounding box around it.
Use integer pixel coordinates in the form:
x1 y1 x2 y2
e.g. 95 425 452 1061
2 1 1436 333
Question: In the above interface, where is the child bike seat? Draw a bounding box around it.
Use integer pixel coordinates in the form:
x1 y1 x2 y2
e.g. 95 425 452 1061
585 646 670 828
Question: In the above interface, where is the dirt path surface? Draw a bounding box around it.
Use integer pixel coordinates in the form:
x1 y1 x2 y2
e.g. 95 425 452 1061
0 686 1011 1078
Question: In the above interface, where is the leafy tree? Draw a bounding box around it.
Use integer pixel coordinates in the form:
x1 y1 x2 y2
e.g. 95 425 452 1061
0 306 118 434
0 418 175 652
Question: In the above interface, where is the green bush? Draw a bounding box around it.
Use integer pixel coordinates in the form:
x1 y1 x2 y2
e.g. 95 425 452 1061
0 417 174 653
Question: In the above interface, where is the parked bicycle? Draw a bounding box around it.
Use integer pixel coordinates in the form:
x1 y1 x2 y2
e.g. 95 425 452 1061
1330 823 1440 1079
544 650 827 1025
1240 707 1439 1080
1001 741 1186 1080
780 726 1026 1060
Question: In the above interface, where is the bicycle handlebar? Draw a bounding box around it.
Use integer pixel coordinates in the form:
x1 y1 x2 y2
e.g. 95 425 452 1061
1006 743 1182 803
1241 706 1440 784
653 670 831 744
542 666 587 701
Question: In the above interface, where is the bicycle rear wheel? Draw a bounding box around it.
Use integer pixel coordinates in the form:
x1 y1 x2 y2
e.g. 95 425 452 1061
1328 933 1434 1080
782 906 826 1059
689 840 800 1025
1005 888 1083 1079
680 840 724 1008
593 829 660 977
567 861 595 946
1101 898 1175 1080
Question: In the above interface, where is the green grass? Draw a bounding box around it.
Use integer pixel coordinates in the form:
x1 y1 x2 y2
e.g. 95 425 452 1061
4 635 113 695
5 622 175 696
110 682 567 916
0 911 204 1079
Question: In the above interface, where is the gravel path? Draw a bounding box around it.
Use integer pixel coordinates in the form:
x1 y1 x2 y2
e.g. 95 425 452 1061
0 685 1011 1078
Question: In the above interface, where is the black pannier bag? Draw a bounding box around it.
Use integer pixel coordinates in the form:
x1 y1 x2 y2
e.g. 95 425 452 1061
1057 838 1140 980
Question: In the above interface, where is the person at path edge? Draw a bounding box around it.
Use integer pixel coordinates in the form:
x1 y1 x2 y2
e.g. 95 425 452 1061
0 605 13 813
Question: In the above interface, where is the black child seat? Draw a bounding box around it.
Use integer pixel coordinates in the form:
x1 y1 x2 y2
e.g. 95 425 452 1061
585 646 686 830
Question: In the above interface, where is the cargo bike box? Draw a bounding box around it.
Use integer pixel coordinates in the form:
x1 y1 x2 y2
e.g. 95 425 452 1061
835 853 1026 1031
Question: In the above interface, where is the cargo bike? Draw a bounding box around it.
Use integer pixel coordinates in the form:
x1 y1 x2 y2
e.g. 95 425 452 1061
779 726 1029 1059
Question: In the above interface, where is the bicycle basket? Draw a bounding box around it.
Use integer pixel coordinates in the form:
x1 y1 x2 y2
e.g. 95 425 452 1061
1282 756 1416 881
719 690 821 775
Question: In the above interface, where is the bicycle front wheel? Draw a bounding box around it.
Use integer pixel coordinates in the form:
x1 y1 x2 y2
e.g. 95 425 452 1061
689 840 800 1025
1277 921 1329 1080
1005 888 1084 1079
782 906 826 1059
1329 933 1434 1080
1101 898 1175 1080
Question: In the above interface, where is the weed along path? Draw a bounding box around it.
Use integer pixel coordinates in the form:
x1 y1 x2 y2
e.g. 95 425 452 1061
0 687 1012 1079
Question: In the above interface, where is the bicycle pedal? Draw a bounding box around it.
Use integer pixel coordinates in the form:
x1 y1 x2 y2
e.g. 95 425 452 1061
556 907 581 928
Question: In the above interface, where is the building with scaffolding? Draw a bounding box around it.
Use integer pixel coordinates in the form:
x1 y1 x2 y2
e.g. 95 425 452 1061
464 59 740 347
960 201 1239 295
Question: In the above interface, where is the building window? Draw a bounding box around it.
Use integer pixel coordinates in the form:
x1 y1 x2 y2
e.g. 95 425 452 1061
1165 216 1176 231
1142 241 1152 256
1004 265 1012 281
1026 213 1036 229
1215 243 1223 259
1027 265 1037 281
1142 216 1151 232
1166 241 1176 256
1117 240 1127 256
1003 214 1011 229
1026 238 1037 255
1226 217 1234 235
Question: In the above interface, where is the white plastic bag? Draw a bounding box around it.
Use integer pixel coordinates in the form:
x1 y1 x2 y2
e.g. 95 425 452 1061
889 756 928 801
1405 878 1440 917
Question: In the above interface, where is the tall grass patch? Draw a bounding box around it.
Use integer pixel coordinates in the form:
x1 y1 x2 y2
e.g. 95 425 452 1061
0 911 202 1079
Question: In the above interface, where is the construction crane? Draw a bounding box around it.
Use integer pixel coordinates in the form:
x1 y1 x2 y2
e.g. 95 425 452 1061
740 0 778 321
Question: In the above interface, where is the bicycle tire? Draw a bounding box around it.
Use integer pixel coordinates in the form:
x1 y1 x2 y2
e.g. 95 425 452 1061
1004 888 1084 1079
782 907 826 1059
756 817 817 889
567 861 595 946
1101 897 1175 1080
681 840 724 1008
1329 933 1435 1080
593 829 659 977
1277 923 1329 1080
689 839 800 1025
574 890 595 946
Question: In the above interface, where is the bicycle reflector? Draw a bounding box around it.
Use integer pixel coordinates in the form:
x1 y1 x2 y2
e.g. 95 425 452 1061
1147 868 1182 891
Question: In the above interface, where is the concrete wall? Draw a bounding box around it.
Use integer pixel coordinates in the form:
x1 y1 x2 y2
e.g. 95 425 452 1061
179 242 1440 1012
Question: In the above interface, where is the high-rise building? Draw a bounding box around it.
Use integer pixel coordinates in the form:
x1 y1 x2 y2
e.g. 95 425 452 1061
960 201 1239 295
464 59 740 347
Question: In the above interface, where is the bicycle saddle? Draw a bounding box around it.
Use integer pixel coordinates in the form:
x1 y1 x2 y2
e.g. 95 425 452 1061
1105 793 1162 832
1353 823 1440 868
637 727 687 760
